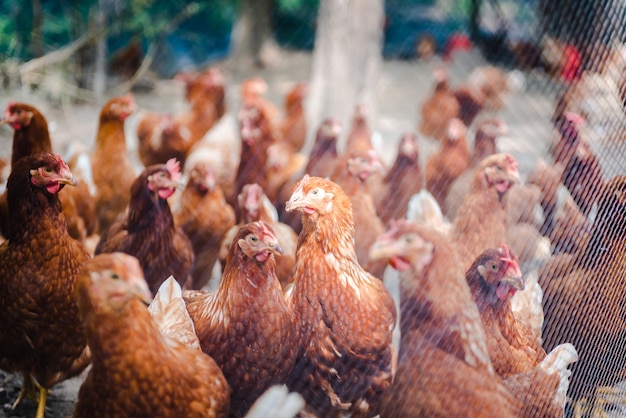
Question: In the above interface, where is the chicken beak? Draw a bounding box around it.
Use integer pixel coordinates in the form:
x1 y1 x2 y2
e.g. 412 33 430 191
269 240 284 255
131 278 153 306
57 172 78 187
369 239 400 261
503 274 525 292
0 118 8 126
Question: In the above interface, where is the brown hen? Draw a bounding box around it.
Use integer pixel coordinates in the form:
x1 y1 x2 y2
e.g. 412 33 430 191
0 102 97 247
284 175 396 417
185 221 296 418
541 176 626 402
0 102 54 238
418 66 460 141
136 67 226 169
0 153 91 418
174 162 236 290
425 118 471 209
73 253 230 418
279 81 308 151
221 183 297 289
452 152 520 270
368 220 524 417
230 102 275 211
466 245 578 417
373 131 423 225
277 117 341 233
95 158 194 295
331 149 387 278
91 94 138 234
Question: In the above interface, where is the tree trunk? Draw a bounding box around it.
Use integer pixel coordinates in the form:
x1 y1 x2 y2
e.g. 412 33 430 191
92 0 108 101
306 0 384 153
229 0 281 74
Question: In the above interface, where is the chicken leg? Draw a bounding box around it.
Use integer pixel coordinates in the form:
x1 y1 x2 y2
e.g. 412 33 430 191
10 373 39 410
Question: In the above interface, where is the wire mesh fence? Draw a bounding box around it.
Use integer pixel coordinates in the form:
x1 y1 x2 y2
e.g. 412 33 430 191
1 0 626 417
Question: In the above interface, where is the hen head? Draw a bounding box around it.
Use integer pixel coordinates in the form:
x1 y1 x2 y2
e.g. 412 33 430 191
241 77 269 101
145 158 181 200
239 183 265 222
317 117 342 142
444 118 468 144
476 117 508 139
234 221 284 263
369 219 435 276
346 149 385 182
285 175 350 220
470 244 524 305
238 103 268 146
100 93 137 122
1 102 42 130
476 152 520 198
187 67 225 104
22 153 77 195
398 132 419 161
285 82 308 108
77 253 152 316
187 162 215 194
557 111 585 145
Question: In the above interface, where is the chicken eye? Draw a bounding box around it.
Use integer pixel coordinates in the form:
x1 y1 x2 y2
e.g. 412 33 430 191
249 235 259 242
489 262 498 271
110 273 120 280
404 234 414 243
311 189 319 195
42 166 53 175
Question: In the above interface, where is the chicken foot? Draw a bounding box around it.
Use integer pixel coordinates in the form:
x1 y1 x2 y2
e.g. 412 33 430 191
10 373 49 418
10 373 39 410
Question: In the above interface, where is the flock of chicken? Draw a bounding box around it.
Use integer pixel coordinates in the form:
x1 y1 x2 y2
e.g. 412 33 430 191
0 56 624 418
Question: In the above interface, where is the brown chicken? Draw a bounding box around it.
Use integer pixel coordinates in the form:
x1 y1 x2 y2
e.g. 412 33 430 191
265 141 308 199
184 221 295 418
221 183 297 289
0 153 90 418
331 149 388 278
240 76 282 131
0 102 53 238
454 65 514 127
444 117 508 219
136 67 226 168
0 102 97 247
284 175 396 417
174 161 236 290
541 175 626 402
345 103 373 153
279 81 308 151
73 253 230 418
230 102 275 211
368 220 525 417
418 66 460 141
452 153 520 270
466 245 578 417
91 94 138 234
96 159 194 295
373 131 423 225
550 111 603 216
277 117 341 232
425 117 471 209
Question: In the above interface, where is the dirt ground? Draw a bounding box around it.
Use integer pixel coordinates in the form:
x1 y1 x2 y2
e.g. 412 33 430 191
0 48 624 417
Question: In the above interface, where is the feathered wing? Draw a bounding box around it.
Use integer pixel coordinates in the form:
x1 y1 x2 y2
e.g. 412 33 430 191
149 276 201 351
